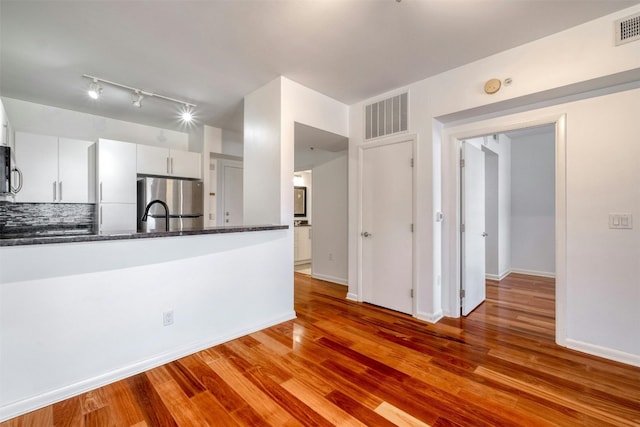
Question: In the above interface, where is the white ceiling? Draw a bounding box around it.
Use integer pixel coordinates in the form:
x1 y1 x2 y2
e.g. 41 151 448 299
1 0 638 134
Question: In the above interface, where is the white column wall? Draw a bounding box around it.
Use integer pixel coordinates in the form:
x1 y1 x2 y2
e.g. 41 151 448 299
244 77 348 227
243 78 283 226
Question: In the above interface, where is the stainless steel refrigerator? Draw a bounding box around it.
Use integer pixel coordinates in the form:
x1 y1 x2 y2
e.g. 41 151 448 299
137 177 204 232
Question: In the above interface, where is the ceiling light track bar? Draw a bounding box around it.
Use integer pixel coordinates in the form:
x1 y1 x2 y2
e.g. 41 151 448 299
82 74 196 108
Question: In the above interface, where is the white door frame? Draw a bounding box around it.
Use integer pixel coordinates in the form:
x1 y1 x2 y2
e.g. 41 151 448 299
441 114 567 346
356 134 418 316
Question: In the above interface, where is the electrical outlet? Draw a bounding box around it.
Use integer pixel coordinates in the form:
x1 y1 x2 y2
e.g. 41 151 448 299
328 253 333 261
163 310 174 326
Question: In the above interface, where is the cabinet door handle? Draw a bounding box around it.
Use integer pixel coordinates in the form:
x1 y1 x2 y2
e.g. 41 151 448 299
59 181 62 201
100 206 103 225
170 157 174 174
100 182 103 201
53 181 57 202
167 157 170 174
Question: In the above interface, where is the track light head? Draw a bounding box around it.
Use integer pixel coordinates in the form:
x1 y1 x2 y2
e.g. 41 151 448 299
132 91 144 108
180 106 193 123
88 79 102 100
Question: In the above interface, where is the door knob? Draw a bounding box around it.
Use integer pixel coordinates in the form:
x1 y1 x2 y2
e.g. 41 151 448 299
482 232 488 237
361 231 372 237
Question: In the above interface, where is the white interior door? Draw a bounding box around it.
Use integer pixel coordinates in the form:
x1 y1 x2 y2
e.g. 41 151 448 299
221 163 243 226
361 140 413 315
461 141 486 316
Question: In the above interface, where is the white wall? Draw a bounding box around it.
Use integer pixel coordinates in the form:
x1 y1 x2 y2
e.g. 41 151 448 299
222 129 243 157
311 155 348 285
0 230 293 421
349 4 640 364
560 89 640 362
510 130 555 276
2 97 189 149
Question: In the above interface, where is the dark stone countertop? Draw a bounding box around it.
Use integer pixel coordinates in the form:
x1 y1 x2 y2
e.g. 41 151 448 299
0 224 289 247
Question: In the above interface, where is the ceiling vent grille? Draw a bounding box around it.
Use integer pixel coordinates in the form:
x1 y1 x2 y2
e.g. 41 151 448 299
364 92 408 140
615 13 640 46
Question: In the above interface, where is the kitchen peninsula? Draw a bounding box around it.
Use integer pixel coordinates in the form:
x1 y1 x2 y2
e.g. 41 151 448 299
0 224 293 420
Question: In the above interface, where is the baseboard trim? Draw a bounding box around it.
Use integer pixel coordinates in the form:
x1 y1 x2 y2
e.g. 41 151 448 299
0 311 297 423
486 270 512 281
510 268 556 278
415 310 443 323
311 273 347 286
346 292 359 302
565 338 640 368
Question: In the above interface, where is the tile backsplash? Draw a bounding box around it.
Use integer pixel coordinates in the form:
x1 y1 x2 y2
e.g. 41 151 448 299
0 202 95 238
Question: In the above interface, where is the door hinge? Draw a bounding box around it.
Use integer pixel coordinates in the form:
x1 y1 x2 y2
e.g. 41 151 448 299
410 289 414 298
460 289 466 299
460 159 465 168
461 223 465 232
410 223 414 232
410 158 414 167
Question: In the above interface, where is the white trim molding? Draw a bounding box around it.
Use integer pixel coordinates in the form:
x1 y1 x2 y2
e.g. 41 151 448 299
566 339 640 368
312 273 348 286
509 268 556 279
441 113 567 347
416 310 444 323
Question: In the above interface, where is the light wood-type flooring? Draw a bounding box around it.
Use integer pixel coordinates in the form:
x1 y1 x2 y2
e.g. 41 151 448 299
3 273 640 426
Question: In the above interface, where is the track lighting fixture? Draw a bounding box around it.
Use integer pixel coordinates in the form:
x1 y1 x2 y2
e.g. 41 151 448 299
82 74 196 121
87 79 102 100
132 91 144 108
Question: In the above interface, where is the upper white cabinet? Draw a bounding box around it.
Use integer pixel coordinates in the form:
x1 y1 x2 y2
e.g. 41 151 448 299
97 139 137 204
136 145 201 179
96 138 137 233
15 132 95 203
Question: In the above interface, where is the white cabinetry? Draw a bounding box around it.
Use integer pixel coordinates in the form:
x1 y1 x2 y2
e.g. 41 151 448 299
97 139 137 233
15 132 95 203
294 226 312 264
136 144 201 179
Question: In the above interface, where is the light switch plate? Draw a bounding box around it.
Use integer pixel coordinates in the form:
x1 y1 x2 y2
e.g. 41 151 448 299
609 213 633 229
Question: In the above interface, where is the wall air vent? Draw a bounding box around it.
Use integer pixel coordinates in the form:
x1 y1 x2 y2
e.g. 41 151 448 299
364 92 408 140
615 12 640 46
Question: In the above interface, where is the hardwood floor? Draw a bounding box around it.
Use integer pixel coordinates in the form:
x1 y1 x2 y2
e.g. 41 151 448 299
3 273 640 426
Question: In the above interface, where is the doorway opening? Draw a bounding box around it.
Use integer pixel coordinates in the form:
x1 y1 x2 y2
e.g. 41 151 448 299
459 126 556 317
442 113 566 344
293 122 349 285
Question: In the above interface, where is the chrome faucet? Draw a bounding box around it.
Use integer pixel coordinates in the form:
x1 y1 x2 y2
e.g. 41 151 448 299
141 199 170 232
